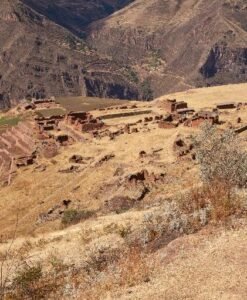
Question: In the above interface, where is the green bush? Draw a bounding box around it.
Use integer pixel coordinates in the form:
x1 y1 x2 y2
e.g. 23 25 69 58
13 264 43 298
194 123 247 187
61 209 94 226
140 79 153 101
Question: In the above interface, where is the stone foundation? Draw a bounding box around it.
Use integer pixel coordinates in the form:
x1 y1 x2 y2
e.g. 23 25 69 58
0 122 36 185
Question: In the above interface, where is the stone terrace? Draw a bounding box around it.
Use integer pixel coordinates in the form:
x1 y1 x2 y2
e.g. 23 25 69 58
0 122 36 185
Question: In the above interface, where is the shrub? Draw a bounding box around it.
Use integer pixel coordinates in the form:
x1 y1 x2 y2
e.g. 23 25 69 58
115 246 150 287
13 264 43 299
140 79 153 101
80 246 151 299
179 181 242 223
104 196 135 214
61 209 94 226
194 124 247 187
206 181 241 222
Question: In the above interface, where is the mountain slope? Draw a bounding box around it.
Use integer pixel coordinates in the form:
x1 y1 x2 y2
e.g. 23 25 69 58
87 0 247 96
21 0 134 36
0 0 139 108
0 0 246 108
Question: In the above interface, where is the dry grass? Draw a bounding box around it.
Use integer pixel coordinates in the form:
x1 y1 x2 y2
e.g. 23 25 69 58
0 245 151 300
74 246 151 300
57 96 130 112
159 82 247 110
179 181 242 223
0 84 246 299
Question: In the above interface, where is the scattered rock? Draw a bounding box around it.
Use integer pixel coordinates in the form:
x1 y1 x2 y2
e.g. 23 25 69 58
139 150 147 158
59 165 81 173
95 153 115 167
114 167 125 177
104 196 135 214
173 135 194 158
69 154 84 164
62 199 72 208
34 164 47 172
40 140 59 158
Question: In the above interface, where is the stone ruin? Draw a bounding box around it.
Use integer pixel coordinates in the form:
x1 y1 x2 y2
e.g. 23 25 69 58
35 115 64 133
158 107 220 129
173 135 194 159
160 99 189 113
33 110 104 149
184 111 219 127
64 111 104 132
0 122 36 185
216 102 236 110
102 169 166 213
22 97 59 111
158 113 186 129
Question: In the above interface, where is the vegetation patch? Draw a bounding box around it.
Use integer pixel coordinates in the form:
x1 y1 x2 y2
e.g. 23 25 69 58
57 96 130 112
121 66 139 83
140 79 153 101
61 209 94 226
35 108 66 118
0 116 21 127
194 123 247 187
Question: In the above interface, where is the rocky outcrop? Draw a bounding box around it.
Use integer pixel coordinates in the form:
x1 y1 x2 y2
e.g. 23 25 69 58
200 44 247 84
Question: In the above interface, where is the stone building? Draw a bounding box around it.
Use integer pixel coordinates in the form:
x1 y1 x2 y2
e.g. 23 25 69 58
161 99 188 113
216 102 236 109
184 111 219 127
65 111 104 132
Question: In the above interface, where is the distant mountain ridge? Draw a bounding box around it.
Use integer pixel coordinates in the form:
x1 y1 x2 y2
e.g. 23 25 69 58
0 0 246 108
21 0 134 36
87 0 247 97
0 0 139 108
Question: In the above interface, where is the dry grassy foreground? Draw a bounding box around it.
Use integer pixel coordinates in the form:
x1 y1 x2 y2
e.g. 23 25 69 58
0 83 246 299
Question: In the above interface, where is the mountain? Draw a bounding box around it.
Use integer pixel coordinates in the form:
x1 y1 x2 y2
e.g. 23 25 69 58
0 0 246 108
0 0 138 108
87 0 247 97
21 0 134 36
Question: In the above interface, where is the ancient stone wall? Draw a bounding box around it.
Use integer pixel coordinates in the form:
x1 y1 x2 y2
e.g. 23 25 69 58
0 122 36 185
65 111 104 132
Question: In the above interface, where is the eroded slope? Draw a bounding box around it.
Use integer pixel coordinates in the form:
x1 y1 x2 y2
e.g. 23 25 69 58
87 0 247 96
0 0 139 108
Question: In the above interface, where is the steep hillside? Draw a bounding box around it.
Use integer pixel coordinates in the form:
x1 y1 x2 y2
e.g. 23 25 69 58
21 0 134 36
0 0 246 108
0 0 139 108
0 83 246 298
87 0 247 97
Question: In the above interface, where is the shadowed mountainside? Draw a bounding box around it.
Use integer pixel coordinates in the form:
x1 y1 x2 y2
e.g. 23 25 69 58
21 0 134 36
0 0 247 108
0 0 139 108
87 0 247 97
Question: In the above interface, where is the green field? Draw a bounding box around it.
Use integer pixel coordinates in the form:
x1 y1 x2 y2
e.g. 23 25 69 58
0 116 21 133
0 116 20 126
35 108 66 118
57 96 130 112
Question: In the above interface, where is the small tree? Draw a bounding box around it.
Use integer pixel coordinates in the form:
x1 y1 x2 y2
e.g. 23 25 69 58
194 123 247 187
